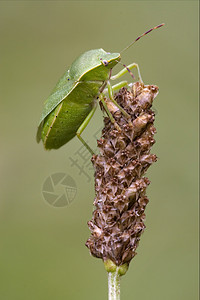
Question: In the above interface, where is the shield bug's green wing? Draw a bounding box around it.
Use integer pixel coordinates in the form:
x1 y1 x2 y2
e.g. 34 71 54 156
38 80 75 124
38 69 74 124
36 50 105 143
36 80 76 142
36 71 77 143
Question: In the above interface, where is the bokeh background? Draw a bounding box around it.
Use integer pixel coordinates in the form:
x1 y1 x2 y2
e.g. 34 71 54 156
0 1 198 300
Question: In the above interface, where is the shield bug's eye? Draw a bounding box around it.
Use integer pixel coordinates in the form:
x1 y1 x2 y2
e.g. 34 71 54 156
100 58 108 66
102 60 109 66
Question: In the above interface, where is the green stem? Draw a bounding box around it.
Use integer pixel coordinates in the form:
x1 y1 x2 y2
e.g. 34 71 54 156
108 268 120 300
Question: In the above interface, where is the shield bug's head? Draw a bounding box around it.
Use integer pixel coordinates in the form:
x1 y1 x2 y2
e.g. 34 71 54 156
69 49 120 80
99 51 121 69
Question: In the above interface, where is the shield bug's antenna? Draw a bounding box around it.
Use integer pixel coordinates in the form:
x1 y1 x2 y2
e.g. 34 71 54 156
120 23 165 54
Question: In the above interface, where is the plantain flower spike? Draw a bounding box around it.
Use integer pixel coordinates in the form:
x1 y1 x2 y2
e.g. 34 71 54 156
86 82 159 270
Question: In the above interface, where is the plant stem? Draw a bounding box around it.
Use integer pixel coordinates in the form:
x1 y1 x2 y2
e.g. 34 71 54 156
108 268 120 300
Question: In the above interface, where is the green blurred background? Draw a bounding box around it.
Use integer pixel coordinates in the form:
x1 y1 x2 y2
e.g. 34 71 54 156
0 1 198 300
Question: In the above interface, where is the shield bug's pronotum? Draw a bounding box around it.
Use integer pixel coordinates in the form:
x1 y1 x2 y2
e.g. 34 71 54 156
36 24 164 154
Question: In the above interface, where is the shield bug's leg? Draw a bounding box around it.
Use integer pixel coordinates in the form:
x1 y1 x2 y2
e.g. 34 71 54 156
104 81 128 93
99 94 121 132
76 103 97 155
107 81 131 120
103 80 128 97
111 63 143 83
112 81 128 91
76 135 94 155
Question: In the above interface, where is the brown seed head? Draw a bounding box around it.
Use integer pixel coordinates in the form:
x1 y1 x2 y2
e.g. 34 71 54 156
86 82 159 266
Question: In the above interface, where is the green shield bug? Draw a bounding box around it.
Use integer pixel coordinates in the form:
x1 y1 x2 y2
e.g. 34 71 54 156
37 24 164 154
